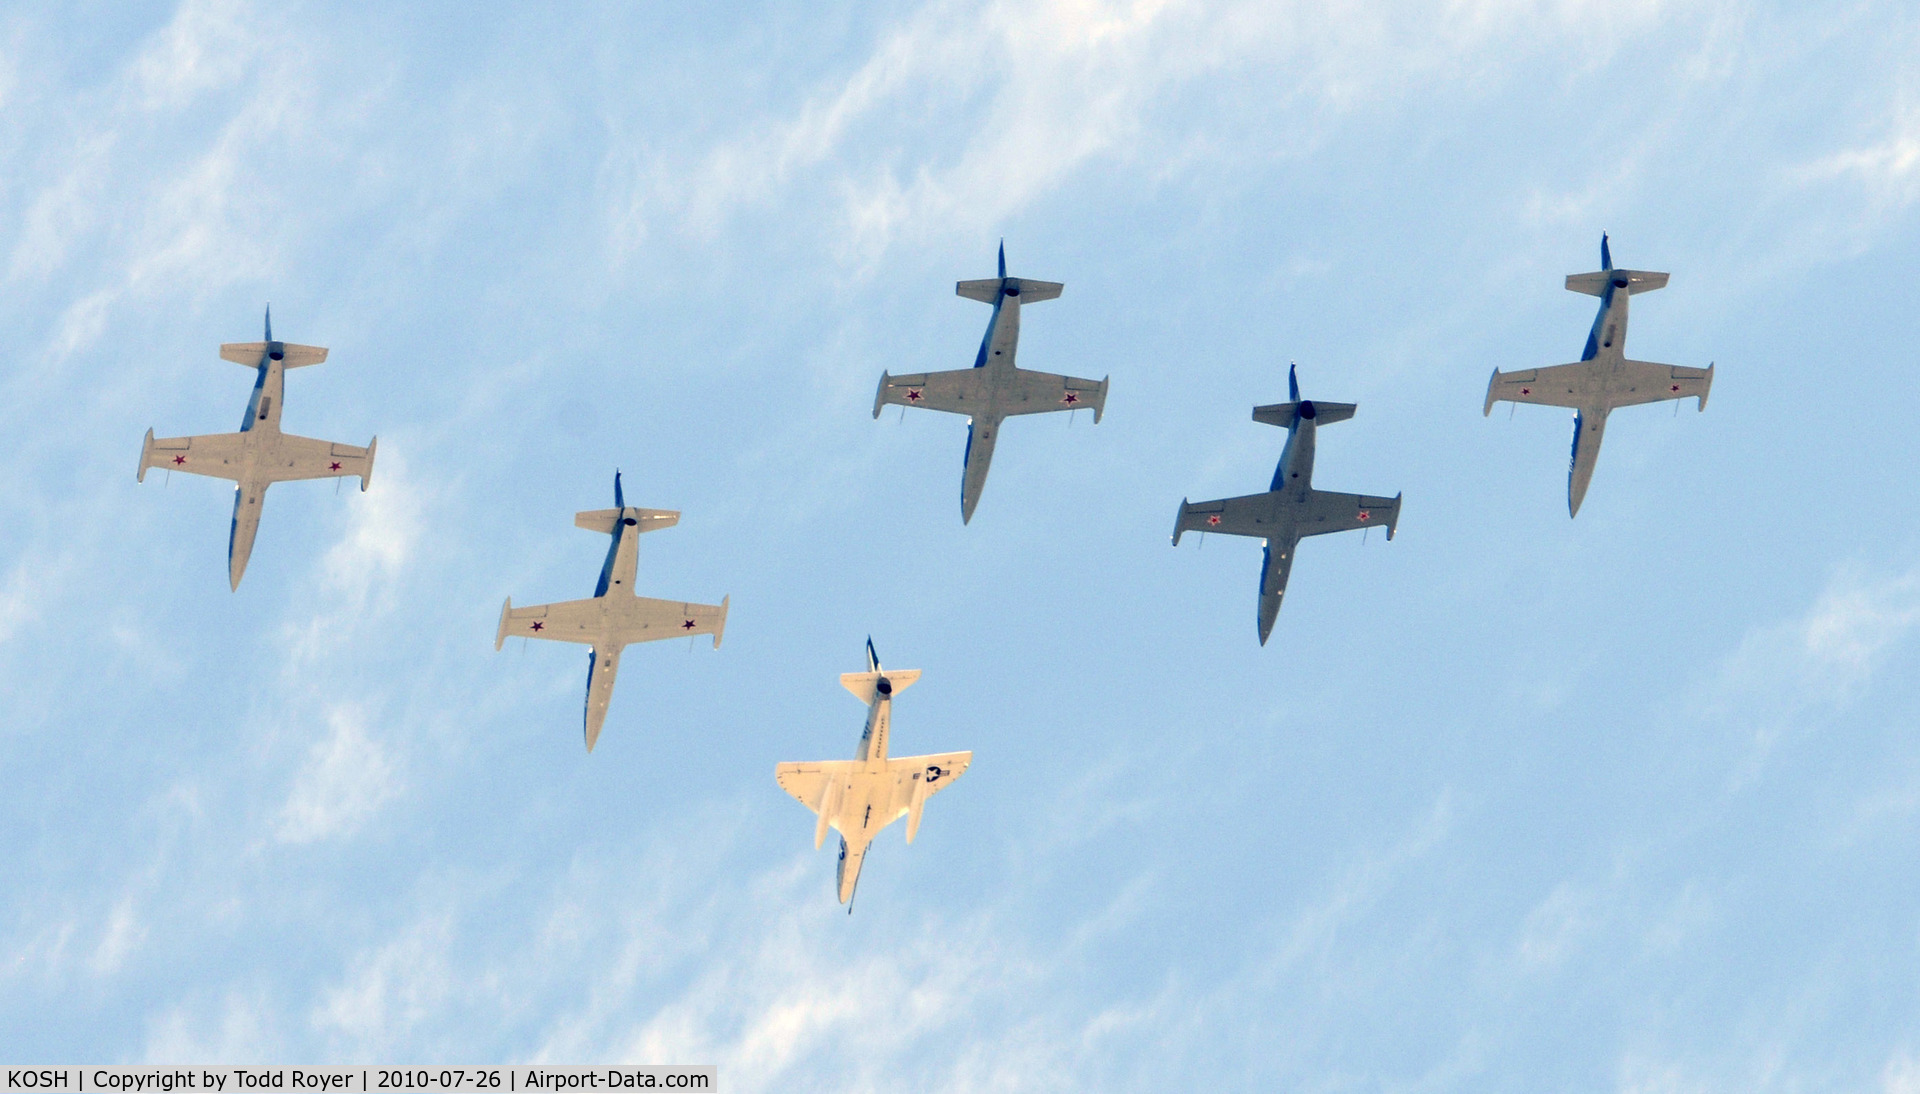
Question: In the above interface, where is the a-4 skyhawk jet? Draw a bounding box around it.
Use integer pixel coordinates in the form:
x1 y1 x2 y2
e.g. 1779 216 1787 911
873 243 1109 523
1484 234 1713 516
495 472 728 752
138 308 377 590
1173 365 1402 645
776 640 971 910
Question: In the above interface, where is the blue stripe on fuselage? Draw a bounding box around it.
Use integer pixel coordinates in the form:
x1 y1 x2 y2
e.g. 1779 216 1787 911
1580 280 1618 362
972 281 1008 368
240 361 268 432
593 522 624 597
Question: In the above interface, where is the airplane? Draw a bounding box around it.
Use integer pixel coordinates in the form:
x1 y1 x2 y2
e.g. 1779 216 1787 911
1172 365 1402 645
1483 233 1713 516
137 307 377 590
775 639 971 910
494 472 728 752
873 243 1110 523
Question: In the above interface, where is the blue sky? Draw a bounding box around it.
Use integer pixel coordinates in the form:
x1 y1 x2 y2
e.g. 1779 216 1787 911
3 0 1920 1089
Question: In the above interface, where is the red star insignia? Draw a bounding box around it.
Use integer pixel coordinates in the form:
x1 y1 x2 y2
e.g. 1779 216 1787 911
1519 387 1531 396
1062 392 1079 405
530 621 544 632
329 461 342 471
906 389 923 402
1357 510 1370 521
1670 384 1681 392
682 618 697 630
1206 514 1221 526
171 455 186 465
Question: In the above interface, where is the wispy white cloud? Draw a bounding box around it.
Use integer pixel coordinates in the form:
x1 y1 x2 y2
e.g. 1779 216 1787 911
612 0 1687 266
276 704 402 845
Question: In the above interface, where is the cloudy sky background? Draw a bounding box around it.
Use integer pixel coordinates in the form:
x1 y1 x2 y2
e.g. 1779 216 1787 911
3 0 1920 1088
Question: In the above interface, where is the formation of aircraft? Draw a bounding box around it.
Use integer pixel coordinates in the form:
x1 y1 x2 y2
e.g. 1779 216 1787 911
1484 234 1713 516
1172 365 1402 644
874 243 1109 523
137 308 376 589
139 234 1714 905
494 472 728 752
776 640 971 908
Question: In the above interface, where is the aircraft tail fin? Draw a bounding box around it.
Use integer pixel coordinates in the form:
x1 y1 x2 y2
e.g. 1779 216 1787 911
840 669 921 704
1252 401 1356 427
1566 269 1668 296
575 507 679 534
957 277 1063 305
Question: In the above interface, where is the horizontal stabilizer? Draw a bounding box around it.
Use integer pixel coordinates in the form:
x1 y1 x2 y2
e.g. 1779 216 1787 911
220 341 329 367
1252 401 1356 427
575 507 679 534
840 669 921 704
956 277 1064 304
1565 269 1668 296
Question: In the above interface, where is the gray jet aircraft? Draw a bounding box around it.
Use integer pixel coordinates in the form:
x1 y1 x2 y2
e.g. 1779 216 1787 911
1173 365 1401 645
873 243 1109 523
495 472 728 752
138 308 376 590
776 639 971 910
1483 234 1713 516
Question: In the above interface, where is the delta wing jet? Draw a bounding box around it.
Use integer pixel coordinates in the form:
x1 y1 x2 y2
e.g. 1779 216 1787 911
1173 365 1401 645
1484 234 1713 516
873 243 1109 523
138 308 376 590
776 640 971 910
495 472 728 752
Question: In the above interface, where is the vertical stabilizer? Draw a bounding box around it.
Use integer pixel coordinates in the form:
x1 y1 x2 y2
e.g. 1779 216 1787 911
997 239 1006 279
1288 361 1300 402
1600 233 1612 271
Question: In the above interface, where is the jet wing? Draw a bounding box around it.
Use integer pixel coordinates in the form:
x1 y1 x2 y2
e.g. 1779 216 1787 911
619 595 728 647
138 430 245 483
1606 360 1713 410
775 761 846 814
1483 362 1599 413
1172 492 1280 542
260 432 376 488
1003 369 1107 420
874 368 986 417
496 596 603 647
1296 490 1401 539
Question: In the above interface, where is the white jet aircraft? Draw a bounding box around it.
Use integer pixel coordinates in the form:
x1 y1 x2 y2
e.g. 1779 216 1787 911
495 472 728 752
873 243 1109 523
138 308 376 590
1484 234 1714 516
776 640 971 910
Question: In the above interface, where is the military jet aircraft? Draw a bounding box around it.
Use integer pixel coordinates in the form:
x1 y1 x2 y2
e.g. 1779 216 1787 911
495 472 728 752
776 640 971 910
1173 365 1401 645
138 307 376 590
873 243 1109 523
1484 234 1713 516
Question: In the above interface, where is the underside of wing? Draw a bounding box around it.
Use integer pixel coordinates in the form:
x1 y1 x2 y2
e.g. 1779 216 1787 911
1297 490 1402 538
1173 492 1280 542
1484 362 1602 413
884 751 971 842
775 761 849 813
874 368 985 417
139 430 246 483
1609 359 1714 409
620 594 728 647
1004 369 1107 420
495 596 602 647
264 432 377 488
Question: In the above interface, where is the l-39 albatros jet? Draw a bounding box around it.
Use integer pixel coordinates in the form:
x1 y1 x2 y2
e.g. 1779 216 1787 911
138 308 377 590
1484 234 1713 516
1173 365 1402 645
776 640 971 910
494 473 728 752
873 243 1109 523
